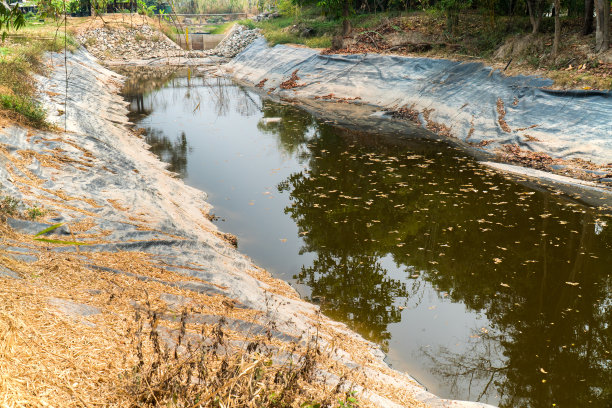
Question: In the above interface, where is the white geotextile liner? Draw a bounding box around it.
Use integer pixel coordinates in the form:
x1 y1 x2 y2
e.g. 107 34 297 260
228 38 612 165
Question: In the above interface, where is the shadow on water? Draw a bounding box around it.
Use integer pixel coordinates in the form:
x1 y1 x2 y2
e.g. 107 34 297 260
122 70 612 408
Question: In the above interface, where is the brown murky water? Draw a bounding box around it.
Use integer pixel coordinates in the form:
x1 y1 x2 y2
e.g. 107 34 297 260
123 71 612 407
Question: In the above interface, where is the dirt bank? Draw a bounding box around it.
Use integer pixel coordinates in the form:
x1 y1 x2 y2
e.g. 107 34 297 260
0 43 498 407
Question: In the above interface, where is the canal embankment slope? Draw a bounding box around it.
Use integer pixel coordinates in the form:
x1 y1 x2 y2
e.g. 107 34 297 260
224 36 612 210
0 32 495 408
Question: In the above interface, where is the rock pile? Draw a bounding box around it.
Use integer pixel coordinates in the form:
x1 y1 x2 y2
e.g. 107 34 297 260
78 22 260 62
251 11 280 22
78 24 185 61
208 24 261 58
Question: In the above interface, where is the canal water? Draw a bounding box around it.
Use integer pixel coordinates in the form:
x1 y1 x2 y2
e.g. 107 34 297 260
122 69 612 408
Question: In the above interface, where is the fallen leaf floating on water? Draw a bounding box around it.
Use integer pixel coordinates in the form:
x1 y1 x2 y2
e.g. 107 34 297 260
500 283 510 288
540 368 548 374
565 282 580 286
279 238 287 243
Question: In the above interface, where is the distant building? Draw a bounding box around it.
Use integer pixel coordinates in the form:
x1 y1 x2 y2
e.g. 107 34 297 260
11 0 38 14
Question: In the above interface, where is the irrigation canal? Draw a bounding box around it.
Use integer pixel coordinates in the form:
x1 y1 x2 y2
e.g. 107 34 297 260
123 70 612 408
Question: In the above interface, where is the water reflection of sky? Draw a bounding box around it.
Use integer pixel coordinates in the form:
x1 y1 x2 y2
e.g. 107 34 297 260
124 72 612 408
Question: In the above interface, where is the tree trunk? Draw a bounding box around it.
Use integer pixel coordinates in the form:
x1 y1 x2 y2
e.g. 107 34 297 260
553 0 561 56
583 0 594 35
527 0 543 33
342 0 351 37
342 0 351 36
595 0 610 51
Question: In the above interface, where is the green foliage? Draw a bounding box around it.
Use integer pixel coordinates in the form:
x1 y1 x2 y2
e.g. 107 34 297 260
33 223 89 246
0 196 20 217
26 205 45 220
278 0 302 17
137 0 157 16
90 0 110 16
436 0 473 12
436 0 473 33
0 1 25 40
174 0 253 14
36 0 72 19
238 18 257 29
0 94 47 127
316 0 341 17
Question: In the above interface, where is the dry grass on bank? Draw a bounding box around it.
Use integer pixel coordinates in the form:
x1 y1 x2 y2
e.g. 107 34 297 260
0 220 371 407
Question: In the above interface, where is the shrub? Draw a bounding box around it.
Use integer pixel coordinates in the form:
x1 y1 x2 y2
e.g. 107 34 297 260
0 94 46 127
0 196 20 217
125 307 359 407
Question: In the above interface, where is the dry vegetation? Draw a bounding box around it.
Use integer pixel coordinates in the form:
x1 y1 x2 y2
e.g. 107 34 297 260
0 220 370 407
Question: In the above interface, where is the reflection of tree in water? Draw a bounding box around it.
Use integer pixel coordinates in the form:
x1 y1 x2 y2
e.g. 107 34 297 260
124 72 612 406
257 100 316 159
121 67 180 120
143 128 190 178
124 73 260 180
416 206 612 407
297 254 406 347
271 110 612 406
232 84 261 117
123 70 261 121
200 77 261 118
422 332 507 401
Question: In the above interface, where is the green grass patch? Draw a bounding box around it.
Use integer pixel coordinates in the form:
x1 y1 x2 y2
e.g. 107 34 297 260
241 7 406 48
305 36 332 48
208 21 235 34
245 12 340 48
237 18 256 29
0 94 47 127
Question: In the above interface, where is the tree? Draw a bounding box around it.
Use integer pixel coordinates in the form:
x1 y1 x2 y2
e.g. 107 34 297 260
342 0 350 35
438 0 473 35
316 0 353 35
583 0 594 35
594 0 610 51
0 0 25 40
526 0 549 33
552 0 561 56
